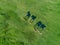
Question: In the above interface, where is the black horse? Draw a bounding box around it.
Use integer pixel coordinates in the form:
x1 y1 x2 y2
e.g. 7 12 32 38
36 21 42 27
27 11 31 17
36 21 46 29
24 11 31 20
41 24 46 29
31 15 36 20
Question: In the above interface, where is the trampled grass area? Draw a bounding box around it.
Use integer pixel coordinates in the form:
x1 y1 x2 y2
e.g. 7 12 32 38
0 0 60 45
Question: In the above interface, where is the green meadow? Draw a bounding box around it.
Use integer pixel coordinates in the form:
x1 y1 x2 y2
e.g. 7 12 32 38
0 0 60 45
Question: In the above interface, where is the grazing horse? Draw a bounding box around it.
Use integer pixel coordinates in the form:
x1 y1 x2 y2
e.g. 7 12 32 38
27 11 31 17
34 21 42 31
31 15 36 20
24 11 31 20
36 21 42 27
29 15 36 23
41 24 46 29
36 21 46 29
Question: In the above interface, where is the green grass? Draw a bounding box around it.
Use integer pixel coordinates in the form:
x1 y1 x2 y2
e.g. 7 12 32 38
0 0 60 45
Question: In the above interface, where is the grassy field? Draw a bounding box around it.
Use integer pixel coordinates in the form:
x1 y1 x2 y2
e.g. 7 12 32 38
0 0 60 45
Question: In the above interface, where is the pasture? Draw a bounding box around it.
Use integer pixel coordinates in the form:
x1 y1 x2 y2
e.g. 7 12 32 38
0 0 60 45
